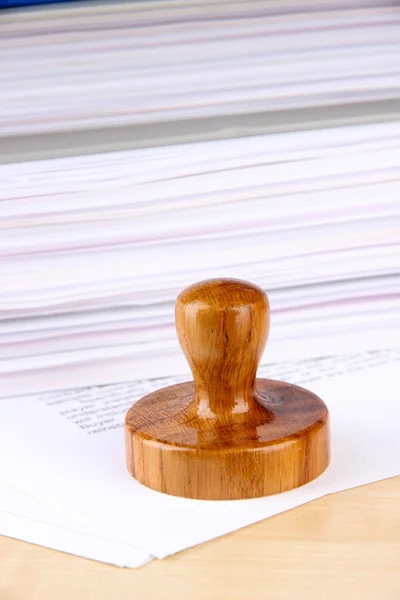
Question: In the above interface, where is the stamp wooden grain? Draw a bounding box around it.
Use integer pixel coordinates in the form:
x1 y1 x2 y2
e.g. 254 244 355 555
125 278 330 499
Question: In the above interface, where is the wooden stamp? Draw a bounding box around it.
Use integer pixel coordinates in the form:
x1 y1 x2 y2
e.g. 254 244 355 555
125 278 330 500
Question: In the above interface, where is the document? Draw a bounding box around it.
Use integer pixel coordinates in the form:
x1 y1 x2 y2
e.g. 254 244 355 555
0 348 399 563
0 484 152 567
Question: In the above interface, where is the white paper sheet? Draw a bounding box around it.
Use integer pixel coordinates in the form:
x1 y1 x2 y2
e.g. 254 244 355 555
0 484 152 567
0 349 399 562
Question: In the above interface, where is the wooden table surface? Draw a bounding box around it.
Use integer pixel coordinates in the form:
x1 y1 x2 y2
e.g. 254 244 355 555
1 477 399 600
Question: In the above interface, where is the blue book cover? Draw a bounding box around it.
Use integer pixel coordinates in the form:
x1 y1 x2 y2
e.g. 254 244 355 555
1 0 92 8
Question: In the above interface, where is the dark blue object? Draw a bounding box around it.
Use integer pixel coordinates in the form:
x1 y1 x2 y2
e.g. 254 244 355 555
1 0 93 8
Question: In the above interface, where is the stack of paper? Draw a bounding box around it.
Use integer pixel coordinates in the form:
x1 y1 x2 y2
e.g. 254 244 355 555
5 0 400 134
1 122 400 396
2 0 400 160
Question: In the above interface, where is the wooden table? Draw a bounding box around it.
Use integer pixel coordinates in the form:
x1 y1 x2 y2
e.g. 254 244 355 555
1 477 399 600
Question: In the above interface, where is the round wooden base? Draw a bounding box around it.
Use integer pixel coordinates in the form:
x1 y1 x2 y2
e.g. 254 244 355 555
125 378 330 500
